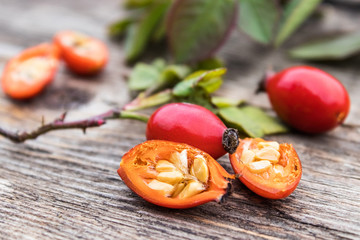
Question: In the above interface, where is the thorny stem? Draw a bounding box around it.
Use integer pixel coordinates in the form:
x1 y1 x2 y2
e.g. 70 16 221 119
0 109 149 143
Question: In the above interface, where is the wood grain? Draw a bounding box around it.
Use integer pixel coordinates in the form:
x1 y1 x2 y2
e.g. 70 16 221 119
0 1 359 239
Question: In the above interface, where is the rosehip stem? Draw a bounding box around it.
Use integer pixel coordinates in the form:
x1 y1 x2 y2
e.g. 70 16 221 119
222 128 239 154
0 109 149 143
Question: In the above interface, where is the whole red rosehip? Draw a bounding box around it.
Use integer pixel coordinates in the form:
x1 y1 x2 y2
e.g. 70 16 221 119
266 66 350 134
146 103 239 159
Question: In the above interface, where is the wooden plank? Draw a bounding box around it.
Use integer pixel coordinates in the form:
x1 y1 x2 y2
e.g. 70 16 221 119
0 1 359 239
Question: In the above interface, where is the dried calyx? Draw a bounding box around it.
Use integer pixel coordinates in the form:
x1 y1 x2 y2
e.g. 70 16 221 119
147 150 209 199
241 140 285 176
222 128 239 154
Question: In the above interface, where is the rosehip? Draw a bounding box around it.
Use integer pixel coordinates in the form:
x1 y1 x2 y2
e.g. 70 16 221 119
146 103 239 159
54 31 108 75
265 66 350 133
229 138 302 199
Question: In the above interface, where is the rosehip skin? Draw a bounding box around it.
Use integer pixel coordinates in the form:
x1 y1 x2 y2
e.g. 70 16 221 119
266 66 350 134
146 103 235 159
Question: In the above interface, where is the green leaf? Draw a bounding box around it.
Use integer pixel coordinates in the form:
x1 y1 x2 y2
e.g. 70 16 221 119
124 0 153 9
199 67 227 81
219 106 288 138
152 18 167 42
238 0 279 44
108 19 133 38
148 64 191 93
160 65 191 85
173 68 226 97
289 32 360 60
123 90 173 111
124 1 169 62
152 58 166 71
211 96 244 108
172 78 198 97
275 0 322 47
128 59 190 92
167 0 237 63
195 58 224 70
163 65 190 80
128 62 162 91
199 77 223 94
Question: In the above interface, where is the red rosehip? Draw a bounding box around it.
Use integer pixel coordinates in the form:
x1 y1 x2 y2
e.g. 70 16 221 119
146 103 239 159
266 66 350 134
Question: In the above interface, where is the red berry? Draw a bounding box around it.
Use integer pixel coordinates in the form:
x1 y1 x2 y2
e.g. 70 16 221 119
266 66 350 134
146 103 239 159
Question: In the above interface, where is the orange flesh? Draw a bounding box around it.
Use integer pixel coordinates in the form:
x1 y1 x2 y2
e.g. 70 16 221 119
60 33 102 59
230 138 302 199
54 31 108 75
118 140 232 208
1 43 59 99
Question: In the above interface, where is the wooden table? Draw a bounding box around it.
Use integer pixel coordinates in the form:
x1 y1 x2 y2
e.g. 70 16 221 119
0 1 359 239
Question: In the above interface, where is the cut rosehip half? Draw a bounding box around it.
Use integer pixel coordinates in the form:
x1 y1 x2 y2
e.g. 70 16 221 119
229 138 302 199
1 43 60 99
118 140 233 209
54 31 108 75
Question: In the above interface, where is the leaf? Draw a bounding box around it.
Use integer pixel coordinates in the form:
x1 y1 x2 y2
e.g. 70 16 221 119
163 65 190 80
199 77 223 94
242 107 289 135
172 78 199 97
173 68 226 97
123 90 173 111
108 19 133 38
167 0 237 63
152 18 167 42
151 58 166 71
289 32 360 60
176 89 217 113
211 96 244 108
124 0 153 9
160 65 191 85
147 64 191 93
128 62 162 91
197 68 226 93
195 58 224 70
275 0 322 47
128 59 190 92
238 0 279 44
124 1 170 62
219 106 288 138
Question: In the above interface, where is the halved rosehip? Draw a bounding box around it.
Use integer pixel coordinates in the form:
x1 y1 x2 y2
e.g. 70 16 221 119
1 43 60 99
229 138 302 199
54 31 108 75
118 140 233 209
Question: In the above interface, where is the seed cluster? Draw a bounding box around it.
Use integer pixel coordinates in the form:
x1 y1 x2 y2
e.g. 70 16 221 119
147 150 209 198
241 141 285 177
